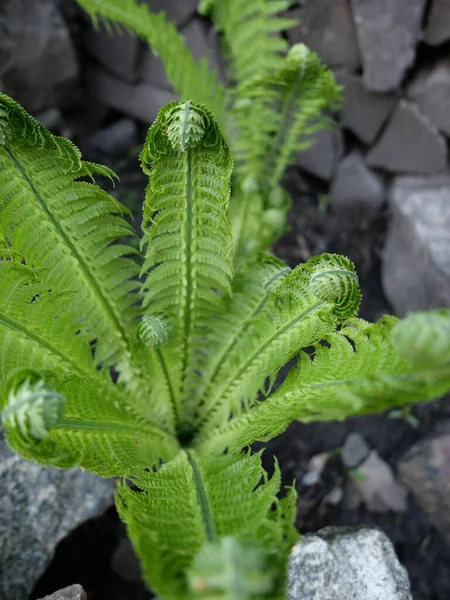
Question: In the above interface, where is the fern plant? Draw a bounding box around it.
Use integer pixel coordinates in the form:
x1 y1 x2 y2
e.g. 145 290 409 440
1 94 450 599
75 0 341 264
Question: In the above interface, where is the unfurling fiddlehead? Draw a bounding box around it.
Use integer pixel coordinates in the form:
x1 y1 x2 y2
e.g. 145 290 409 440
2 374 65 442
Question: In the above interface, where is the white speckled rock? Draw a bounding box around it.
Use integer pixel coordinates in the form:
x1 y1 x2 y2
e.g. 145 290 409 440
287 526 412 600
0 428 114 600
39 585 86 600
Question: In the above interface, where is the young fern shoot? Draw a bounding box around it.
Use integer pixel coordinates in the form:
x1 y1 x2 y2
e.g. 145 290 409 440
74 0 341 263
1 94 450 600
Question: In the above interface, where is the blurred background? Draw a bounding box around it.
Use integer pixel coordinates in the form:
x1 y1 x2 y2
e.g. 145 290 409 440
1 1 450 599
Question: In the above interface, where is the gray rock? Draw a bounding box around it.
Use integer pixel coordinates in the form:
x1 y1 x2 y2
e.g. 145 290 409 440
39 585 87 600
298 128 344 180
322 486 344 506
330 152 385 220
350 450 408 513
140 50 172 90
142 0 198 26
337 72 398 144
36 108 62 133
382 176 450 315
84 24 140 83
398 426 450 544
423 0 450 46
350 0 427 92
84 119 137 157
407 58 450 137
287 526 412 600
367 100 447 175
0 429 114 600
287 0 361 72
87 66 176 123
0 0 78 112
301 453 329 487
341 432 371 469
111 537 142 582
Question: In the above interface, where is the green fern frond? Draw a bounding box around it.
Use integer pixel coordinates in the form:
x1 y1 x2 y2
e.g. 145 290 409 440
187 537 277 599
116 450 282 600
0 261 95 381
230 44 341 261
196 311 450 455
234 44 341 188
0 93 177 427
202 0 297 83
137 313 172 347
192 253 290 408
194 254 360 435
2 375 65 442
140 101 234 424
1 370 179 477
75 0 230 135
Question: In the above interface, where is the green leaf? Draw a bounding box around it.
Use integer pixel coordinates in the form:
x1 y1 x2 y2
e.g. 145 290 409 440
0 93 173 428
1 370 179 477
196 311 450 455
116 450 282 600
140 101 234 425
206 0 297 83
194 254 360 437
187 537 277 599
231 45 341 260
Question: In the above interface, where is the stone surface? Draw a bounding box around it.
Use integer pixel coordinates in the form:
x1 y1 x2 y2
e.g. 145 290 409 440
111 537 142 583
350 0 427 92
301 452 329 487
142 0 198 26
337 72 398 144
407 59 450 137
350 450 408 513
0 0 78 112
341 432 371 469
287 526 413 600
140 50 172 90
297 128 343 180
38 585 87 600
87 66 176 123
382 176 450 315
84 119 137 157
84 24 140 83
367 100 447 175
398 426 450 544
140 17 222 89
330 152 385 220
287 0 361 72
36 108 62 133
423 0 450 46
0 428 114 600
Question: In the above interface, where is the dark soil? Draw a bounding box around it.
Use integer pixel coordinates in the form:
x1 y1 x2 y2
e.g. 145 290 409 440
30 153 450 600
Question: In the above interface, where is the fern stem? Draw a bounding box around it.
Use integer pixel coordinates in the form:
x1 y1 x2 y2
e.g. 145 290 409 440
181 149 194 416
155 346 179 424
186 450 216 543
57 418 172 439
196 300 325 434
